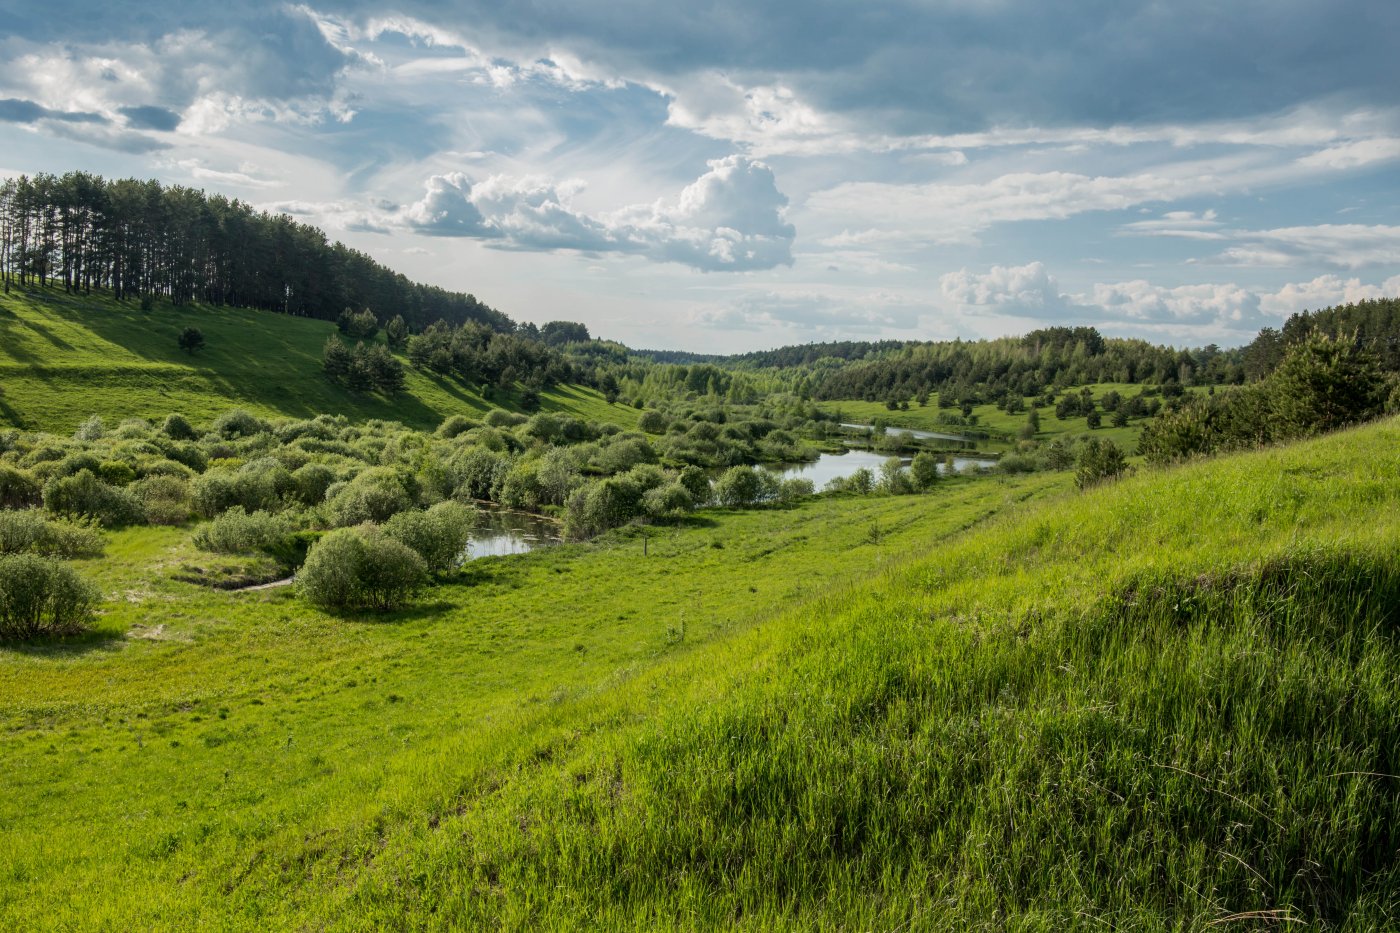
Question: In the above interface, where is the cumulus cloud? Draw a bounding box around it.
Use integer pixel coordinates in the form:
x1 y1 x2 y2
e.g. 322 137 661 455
939 262 1070 316
942 262 1400 337
403 155 794 271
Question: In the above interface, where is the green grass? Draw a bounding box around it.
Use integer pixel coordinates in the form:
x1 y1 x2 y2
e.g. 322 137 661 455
821 383 1190 451
0 286 639 432
4 420 1400 928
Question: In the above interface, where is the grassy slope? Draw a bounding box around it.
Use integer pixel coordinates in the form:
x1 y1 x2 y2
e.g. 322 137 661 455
0 475 1053 929
3 421 1399 928
0 286 638 432
821 383 1183 451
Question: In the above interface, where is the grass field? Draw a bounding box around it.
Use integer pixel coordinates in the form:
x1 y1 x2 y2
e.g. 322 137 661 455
3 416 1399 928
0 286 639 432
820 383 1189 451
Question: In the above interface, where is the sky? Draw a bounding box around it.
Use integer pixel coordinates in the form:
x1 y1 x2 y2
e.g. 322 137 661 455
1 1 1398 353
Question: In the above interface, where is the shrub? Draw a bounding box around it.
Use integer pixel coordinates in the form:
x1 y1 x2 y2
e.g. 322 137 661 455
161 413 197 440
0 554 99 639
638 410 669 434
132 475 192 525
383 501 475 572
193 507 290 555
0 510 104 558
714 466 765 507
776 478 815 504
329 468 415 526
97 460 136 487
435 415 478 439
298 526 426 612
43 470 145 527
212 409 267 439
73 415 105 442
291 463 336 506
0 465 41 509
484 409 527 428
643 482 694 519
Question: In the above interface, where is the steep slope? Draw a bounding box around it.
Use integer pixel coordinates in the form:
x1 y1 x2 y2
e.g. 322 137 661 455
0 287 636 432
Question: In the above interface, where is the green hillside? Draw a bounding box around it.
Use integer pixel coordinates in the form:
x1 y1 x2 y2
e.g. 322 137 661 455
0 287 638 432
3 418 1398 928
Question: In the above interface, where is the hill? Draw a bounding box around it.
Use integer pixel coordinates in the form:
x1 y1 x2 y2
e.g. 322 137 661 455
0 287 638 432
2 417 1397 928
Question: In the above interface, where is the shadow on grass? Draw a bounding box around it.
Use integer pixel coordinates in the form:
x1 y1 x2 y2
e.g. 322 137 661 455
0 626 127 658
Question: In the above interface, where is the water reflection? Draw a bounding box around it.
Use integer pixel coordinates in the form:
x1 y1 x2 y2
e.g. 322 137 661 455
838 422 970 442
461 506 562 560
767 450 997 488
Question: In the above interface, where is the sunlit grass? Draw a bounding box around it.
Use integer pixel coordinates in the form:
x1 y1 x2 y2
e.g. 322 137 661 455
0 286 639 432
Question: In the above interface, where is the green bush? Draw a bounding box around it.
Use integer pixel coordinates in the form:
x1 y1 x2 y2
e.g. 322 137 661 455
383 501 475 572
161 413 197 440
97 460 136 487
291 463 336 506
298 526 426 612
435 415 478 439
328 468 415 525
43 470 145 527
193 507 290 555
0 510 104 558
132 475 192 526
0 554 99 640
0 465 41 509
642 482 694 519
212 409 268 439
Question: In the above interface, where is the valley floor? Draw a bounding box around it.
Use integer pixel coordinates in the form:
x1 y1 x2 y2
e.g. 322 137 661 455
4 420 1400 929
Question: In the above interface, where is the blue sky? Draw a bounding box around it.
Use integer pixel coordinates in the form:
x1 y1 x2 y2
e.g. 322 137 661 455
1 1 1397 352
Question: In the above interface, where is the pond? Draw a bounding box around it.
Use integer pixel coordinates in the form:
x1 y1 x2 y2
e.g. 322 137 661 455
839 422 970 443
461 506 562 560
766 450 998 488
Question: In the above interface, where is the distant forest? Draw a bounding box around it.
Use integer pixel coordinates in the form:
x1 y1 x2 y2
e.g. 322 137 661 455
0 172 511 331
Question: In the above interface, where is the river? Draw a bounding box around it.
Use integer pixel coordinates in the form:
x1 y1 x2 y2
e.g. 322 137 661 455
766 449 997 488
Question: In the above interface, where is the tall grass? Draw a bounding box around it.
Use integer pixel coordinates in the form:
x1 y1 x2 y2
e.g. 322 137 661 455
2 419 1398 929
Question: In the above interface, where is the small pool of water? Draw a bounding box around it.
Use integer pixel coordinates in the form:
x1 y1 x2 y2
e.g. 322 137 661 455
461 507 562 560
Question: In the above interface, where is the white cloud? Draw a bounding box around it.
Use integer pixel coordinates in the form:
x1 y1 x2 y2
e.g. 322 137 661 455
814 170 1203 247
1259 274 1400 317
690 289 926 334
940 262 1068 314
1297 137 1400 171
402 155 795 272
1118 209 1227 240
1217 224 1400 270
941 262 1400 336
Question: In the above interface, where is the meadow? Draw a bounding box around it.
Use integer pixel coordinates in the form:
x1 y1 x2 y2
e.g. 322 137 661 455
0 287 638 432
3 417 1398 928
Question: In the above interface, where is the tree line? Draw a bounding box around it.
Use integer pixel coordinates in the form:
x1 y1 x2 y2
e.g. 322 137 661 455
0 172 511 331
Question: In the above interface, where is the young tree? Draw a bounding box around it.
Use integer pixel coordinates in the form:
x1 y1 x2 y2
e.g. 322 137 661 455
385 314 409 348
910 451 940 491
177 326 205 354
1075 439 1127 490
